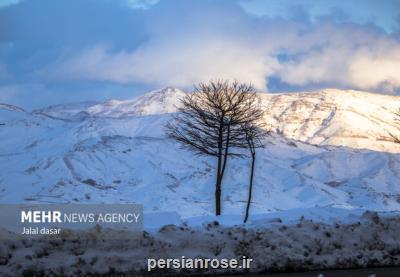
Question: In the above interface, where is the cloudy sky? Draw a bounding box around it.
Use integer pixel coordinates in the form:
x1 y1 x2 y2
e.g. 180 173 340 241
0 0 399 109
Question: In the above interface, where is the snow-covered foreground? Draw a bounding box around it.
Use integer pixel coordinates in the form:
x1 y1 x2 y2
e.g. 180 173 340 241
1 211 400 275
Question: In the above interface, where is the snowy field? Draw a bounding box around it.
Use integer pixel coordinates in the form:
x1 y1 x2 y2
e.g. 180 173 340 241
1 211 400 275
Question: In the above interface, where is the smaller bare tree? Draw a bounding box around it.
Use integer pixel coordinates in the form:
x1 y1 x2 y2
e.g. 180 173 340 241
239 107 267 223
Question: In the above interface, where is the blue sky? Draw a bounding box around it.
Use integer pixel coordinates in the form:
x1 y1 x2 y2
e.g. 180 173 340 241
0 0 399 109
242 0 400 33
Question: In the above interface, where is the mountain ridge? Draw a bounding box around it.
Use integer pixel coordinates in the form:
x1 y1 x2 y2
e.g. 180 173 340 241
26 87 400 153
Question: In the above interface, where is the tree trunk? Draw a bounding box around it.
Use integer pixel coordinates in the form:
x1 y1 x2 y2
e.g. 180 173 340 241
215 120 224 216
244 141 255 223
215 154 222 216
215 124 231 216
220 125 230 182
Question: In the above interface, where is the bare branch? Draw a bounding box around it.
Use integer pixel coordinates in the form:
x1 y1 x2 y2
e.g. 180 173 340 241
164 80 268 216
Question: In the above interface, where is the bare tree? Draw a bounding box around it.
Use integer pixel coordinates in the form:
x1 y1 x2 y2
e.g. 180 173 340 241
166 80 261 215
242 122 267 223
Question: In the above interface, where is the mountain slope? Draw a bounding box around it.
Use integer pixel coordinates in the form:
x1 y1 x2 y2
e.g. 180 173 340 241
86 87 186 117
32 88 400 153
260 89 400 153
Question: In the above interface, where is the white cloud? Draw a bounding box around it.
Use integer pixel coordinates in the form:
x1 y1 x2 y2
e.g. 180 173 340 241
275 23 400 91
25 0 399 93
348 47 400 91
38 39 281 90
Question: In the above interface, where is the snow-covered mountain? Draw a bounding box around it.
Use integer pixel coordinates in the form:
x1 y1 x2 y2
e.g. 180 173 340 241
260 89 400 153
1 87 400 223
31 87 400 153
86 87 186 117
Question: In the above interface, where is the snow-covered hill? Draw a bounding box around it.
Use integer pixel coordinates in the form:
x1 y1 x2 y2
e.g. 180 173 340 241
1 87 400 225
260 89 400 153
86 87 185 118
31 87 400 153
